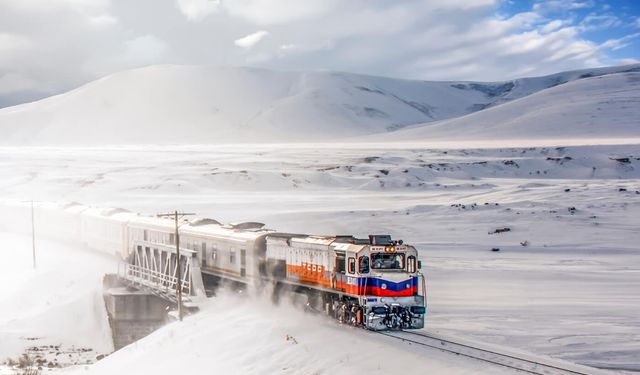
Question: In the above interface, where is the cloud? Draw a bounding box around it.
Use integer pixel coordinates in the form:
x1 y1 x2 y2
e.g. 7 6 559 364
122 35 168 65
175 0 220 21
541 19 566 33
223 0 339 25
234 30 269 49
533 0 594 13
579 13 622 31
618 58 639 65
0 33 32 54
0 72 39 95
0 0 637 107
600 33 640 51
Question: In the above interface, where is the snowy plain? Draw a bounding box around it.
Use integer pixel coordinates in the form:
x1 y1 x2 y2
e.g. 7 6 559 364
0 142 639 374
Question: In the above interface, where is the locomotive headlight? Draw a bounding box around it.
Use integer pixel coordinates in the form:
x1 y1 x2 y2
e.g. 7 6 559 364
381 283 387 290
406 283 410 289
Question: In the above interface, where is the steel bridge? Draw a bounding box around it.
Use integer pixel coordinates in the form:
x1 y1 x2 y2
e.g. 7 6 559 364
117 240 206 303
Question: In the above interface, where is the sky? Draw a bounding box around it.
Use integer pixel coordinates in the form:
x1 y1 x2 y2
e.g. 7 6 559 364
0 0 638 108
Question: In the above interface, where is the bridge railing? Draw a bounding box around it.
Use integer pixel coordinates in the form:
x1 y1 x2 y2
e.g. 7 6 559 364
118 262 192 297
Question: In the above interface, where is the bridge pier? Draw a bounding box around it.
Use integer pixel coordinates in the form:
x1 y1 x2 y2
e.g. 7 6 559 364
103 275 174 350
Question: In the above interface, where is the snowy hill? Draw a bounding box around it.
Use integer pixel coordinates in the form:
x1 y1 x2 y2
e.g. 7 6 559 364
372 72 640 144
0 64 637 145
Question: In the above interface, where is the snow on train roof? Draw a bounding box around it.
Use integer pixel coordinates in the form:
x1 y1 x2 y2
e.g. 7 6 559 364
184 221 274 240
125 213 273 240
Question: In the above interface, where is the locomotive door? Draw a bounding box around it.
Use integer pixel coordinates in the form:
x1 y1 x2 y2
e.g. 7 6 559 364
335 251 346 292
240 249 247 277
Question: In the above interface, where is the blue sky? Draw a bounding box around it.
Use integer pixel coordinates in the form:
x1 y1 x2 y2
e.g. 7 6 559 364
500 0 639 64
0 0 639 108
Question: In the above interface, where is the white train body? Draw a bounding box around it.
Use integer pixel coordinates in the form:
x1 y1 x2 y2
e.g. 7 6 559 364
12 202 426 330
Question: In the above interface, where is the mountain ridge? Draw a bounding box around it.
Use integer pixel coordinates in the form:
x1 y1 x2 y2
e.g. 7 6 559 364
0 63 638 145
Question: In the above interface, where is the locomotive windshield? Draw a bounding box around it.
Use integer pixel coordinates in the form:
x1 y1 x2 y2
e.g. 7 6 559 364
370 253 405 270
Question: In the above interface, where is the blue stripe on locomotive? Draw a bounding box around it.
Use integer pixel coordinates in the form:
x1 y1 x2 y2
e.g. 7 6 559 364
358 276 418 292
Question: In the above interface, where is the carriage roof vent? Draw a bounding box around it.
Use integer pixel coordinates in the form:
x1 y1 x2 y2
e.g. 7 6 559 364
231 222 265 230
191 218 222 226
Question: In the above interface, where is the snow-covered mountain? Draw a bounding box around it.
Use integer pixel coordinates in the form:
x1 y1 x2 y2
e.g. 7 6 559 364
0 64 637 145
378 71 640 143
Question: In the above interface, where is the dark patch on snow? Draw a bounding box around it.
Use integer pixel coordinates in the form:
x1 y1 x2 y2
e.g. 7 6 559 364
451 82 515 98
468 103 491 112
363 107 389 118
355 86 386 95
343 104 389 118
404 101 435 117
611 157 631 164
489 227 511 234
503 160 519 168
386 123 409 131
363 156 380 163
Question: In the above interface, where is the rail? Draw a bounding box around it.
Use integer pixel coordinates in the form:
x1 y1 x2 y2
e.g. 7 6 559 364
374 330 606 375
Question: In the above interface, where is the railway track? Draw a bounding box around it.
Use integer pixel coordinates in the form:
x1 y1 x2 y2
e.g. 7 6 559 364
374 330 606 375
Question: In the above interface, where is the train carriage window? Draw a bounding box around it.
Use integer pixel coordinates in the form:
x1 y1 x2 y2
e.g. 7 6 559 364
370 253 405 270
143 230 148 241
407 255 416 273
348 257 355 274
230 248 236 264
169 233 175 245
336 252 346 274
359 256 370 274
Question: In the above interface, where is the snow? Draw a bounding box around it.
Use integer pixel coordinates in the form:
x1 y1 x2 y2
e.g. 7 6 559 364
0 232 115 366
1 63 639 374
1 142 639 374
64 292 515 375
0 64 637 145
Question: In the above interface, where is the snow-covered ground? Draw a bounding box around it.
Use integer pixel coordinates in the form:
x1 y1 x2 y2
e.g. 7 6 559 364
0 232 115 372
64 292 520 375
1 143 638 373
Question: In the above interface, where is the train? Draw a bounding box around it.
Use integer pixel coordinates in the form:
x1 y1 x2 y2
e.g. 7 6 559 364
2 201 427 330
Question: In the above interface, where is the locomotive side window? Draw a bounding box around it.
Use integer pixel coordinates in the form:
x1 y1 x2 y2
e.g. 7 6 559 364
371 253 405 270
348 257 355 274
407 255 416 273
359 256 370 274
336 252 346 274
